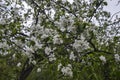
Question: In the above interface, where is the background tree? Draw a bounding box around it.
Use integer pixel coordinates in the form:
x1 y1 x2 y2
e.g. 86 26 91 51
0 0 120 80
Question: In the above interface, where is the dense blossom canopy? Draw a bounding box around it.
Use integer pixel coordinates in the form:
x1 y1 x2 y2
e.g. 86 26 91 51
0 0 120 80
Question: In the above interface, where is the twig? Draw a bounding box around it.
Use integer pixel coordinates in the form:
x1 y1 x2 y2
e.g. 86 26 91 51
88 0 104 22
109 11 120 21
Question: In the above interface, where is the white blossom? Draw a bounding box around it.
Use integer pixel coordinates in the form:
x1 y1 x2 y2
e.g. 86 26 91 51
99 55 106 63
53 34 63 44
67 64 72 68
0 19 6 24
30 36 43 49
44 28 53 35
54 21 66 32
44 47 56 61
45 47 52 55
35 42 43 49
114 54 120 62
72 38 89 52
0 42 9 48
41 34 49 39
69 52 76 61
67 25 76 33
25 46 34 54
72 40 82 52
2 51 8 55
57 63 62 71
12 54 16 58
24 46 34 58
61 64 73 77
60 27 66 32
24 51 33 58
49 53 56 62
66 33 70 38
17 62 21 67
32 60 36 65
37 68 41 72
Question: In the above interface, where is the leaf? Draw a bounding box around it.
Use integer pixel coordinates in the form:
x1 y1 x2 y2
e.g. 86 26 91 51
30 40 36 46
103 1 108 6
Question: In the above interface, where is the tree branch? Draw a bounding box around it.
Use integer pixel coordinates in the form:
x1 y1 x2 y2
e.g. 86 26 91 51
18 58 34 80
109 11 120 21
88 0 104 22
52 1 77 17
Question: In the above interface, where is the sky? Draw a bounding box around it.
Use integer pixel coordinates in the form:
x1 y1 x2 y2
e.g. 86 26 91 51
67 0 120 19
104 0 120 15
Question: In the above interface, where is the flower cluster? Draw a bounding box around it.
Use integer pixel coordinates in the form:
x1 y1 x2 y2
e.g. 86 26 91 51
114 54 120 62
44 47 56 62
99 55 106 64
69 52 76 61
58 63 73 77
72 38 89 52
53 34 63 44
61 64 73 77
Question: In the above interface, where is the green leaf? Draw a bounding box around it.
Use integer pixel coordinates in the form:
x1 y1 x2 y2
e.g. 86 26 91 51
103 1 108 6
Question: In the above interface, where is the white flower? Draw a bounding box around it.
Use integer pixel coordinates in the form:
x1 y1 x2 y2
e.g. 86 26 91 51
58 63 62 71
61 64 73 77
72 40 82 52
99 55 106 63
67 26 76 33
25 46 34 53
114 54 120 62
0 19 6 25
32 60 36 65
54 21 66 32
53 34 63 44
49 57 56 62
31 37 43 49
69 52 76 61
44 28 53 35
24 46 34 58
45 47 56 61
0 42 8 48
67 64 72 68
49 53 56 62
37 68 41 72
45 47 52 55
24 51 33 58
17 62 21 67
60 27 66 32
12 54 16 58
35 42 43 49
73 39 89 52
41 34 49 39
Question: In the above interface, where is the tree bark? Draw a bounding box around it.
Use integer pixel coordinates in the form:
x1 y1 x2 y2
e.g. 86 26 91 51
18 59 34 80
